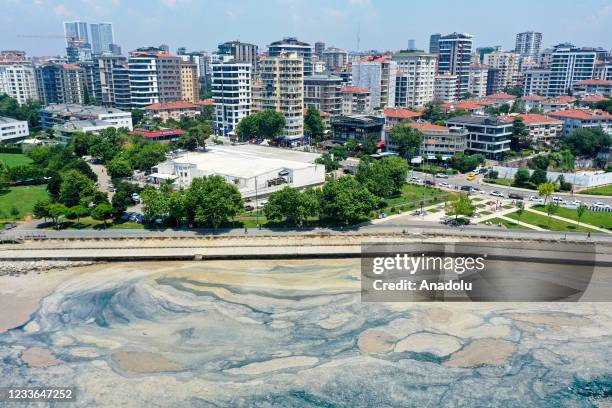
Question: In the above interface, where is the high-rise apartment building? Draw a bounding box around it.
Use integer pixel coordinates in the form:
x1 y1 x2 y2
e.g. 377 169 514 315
304 74 342 114
92 55 131 108
315 41 325 58
485 51 520 93
434 74 458 103
429 34 441 54
523 68 551 96
36 63 87 105
351 56 397 109
128 48 182 108
268 37 313 77
180 61 199 102
467 64 489 97
90 23 114 54
259 52 304 139
64 21 89 45
211 57 251 136
515 31 542 59
321 47 349 72
341 87 371 114
392 50 436 108
177 49 212 86
0 64 39 105
546 43 596 96
218 41 258 72
437 32 473 98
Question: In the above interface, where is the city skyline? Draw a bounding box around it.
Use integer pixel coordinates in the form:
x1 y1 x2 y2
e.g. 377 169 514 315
2 0 612 56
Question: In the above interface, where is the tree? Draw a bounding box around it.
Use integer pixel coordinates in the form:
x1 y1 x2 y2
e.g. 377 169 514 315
389 124 423 159
445 194 476 220
256 109 286 140
530 168 548 186
514 168 531 187
510 118 530 151
235 114 259 141
304 106 326 143
576 203 587 228
319 176 379 224
48 203 68 229
315 152 340 172
128 143 168 171
59 170 95 207
91 203 113 228
130 109 145 127
68 205 88 225
537 182 555 204
356 156 408 198
516 201 525 224
545 201 558 227
529 155 550 171
107 157 132 179
487 170 499 180
562 128 612 158
112 182 140 215
184 176 243 228
33 199 51 221
451 153 485 173
140 185 169 221
264 187 319 225
166 189 186 226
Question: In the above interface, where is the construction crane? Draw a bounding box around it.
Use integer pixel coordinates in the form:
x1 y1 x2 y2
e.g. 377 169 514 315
17 34 79 43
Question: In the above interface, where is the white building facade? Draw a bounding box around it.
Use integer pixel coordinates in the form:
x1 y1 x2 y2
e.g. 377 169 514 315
0 64 39 105
212 58 252 136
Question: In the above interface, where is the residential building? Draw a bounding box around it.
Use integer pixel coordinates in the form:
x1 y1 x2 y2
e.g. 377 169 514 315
0 116 29 142
90 23 114 54
65 39 92 63
63 21 89 46
0 64 39 104
180 61 199 102
128 48 182 108
476 46 501 64
541 95 576 112
144 101 202 122
315 41 325 58
251 77 263 113
467 64 488 97
572 79 612 98
211 58 251 136
594 62 612 81
40 103 132 130
389 121 466 159
53 119 123 143
547 44 596 96
437 32 473 98
429 34 441 54
445 115 512 160
341 87 371 114
483 93 517 105
520 95 547 111
259 53 304 139
218 41 258 72
0 50 27 64
515 32 542 59
434 74 458 103
330 114 385 143
177 49 212 85
268 37 313 77
351 56 396 109
322 47 349 71
304 74 342 114
35 63 87 105
313 60 326 74
392 50 436 108
485 51 520 93
485 67 501 95
500 113 562 146
548 109 612 136
92 55 131 109
523 68 551 96
383 107 421 128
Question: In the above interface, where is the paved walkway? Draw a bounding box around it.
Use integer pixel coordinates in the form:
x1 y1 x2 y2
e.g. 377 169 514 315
526 208 611 234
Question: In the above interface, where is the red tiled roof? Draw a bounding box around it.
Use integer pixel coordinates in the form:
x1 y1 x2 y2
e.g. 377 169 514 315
581 95 608 103
484 93 517 100
575 79 612 86
341 87 369 93
129 129 186 138
384 107 421 119
548 95 576 104
359 56 387 63
521 95 546 101
62 64 81 69
195 99 214 106
499 114 563 125
409 122 449 132
549 109 612 120
144 101 199 111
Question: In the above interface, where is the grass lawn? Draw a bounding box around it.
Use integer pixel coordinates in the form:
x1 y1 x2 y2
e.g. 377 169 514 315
0 185 48 220
479 210 492 215
0 153 31 167
428 208 440 213
578 185 612 196
42 216 146 230
502 204 513 209
532 205 612 230
506 210 599 233
480 217 531 230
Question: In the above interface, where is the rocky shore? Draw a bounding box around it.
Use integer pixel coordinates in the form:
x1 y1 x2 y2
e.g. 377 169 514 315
0 260 96 276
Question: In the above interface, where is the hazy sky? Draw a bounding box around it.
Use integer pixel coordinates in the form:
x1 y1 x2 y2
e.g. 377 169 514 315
2 0 612 56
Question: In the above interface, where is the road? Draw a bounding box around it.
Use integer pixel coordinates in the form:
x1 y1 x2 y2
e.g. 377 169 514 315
408 170 612 207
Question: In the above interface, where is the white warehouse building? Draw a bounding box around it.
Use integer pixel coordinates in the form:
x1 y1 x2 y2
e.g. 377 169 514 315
152 144 325 198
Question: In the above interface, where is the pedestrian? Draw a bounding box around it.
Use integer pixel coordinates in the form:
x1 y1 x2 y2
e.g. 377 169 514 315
587 232 591 239
244 226 248 234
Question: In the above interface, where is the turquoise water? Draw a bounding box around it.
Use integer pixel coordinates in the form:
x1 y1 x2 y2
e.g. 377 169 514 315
0 260 610 407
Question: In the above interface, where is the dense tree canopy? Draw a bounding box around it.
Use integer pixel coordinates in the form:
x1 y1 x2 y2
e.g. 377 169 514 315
264 187 319 225
561 127 611 158
318 176 379 223
356 157 409 198
389 124 423 159
304 106 326 143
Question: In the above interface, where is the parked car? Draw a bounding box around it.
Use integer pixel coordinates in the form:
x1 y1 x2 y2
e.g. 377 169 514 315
409 177 422 183
435 173 449 179
490 191 504 197
466 173 476 181
471 187 485 194
552 196 567 205
424 180 435 186
439 182 451 188
460 185 472 192
4 222 17 230
593 202 611 209
508 193 524 200
245 204 254 211
443 217 471 227
570 200 583 206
